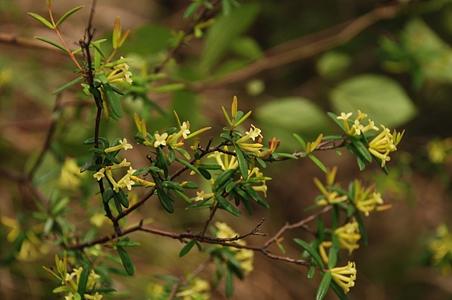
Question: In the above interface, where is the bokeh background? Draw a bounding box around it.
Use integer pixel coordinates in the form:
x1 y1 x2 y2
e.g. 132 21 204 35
1 0 452 299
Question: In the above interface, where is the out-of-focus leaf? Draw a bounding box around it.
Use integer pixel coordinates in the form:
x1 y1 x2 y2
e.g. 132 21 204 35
317 51 351 78
117 245 135 275
124 25 172 55
230 37 263 60
200 4 259 72
330 74 416 127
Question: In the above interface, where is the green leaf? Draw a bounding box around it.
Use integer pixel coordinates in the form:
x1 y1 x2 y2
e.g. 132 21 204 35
331 281 348 300
34 36 66 52
293 239 324 268
293 133 306 149
330 74 416 127
316 272 332 300
56 5 84 27
213 169 236 192
27 12 54 29
225 268 234 298
76 263 90 295
307 265 316 279
216 194 240 216
234 145 248 179
308 154 327 173
352 140 373 163
104 84 123 120
53 76 82 94
123 25 172 55
201 4 260 72
179 240 196 257
317 51 351 78
175 157 210 179
117 245 135 275
157 187 174 213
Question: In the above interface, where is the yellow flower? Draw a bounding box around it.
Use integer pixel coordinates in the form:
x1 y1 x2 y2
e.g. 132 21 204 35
245 124 263 141
313 167 348 205
353 180 389 216
104 138 133 153
215 222 254 274
429 225 452 274
181 121 191 139
59 158 82 189
194 190 213 202
176 278 210 300
107 57 133 85
154 132 168 148
90 213 108 227
305 134 323 154
93 168 105 181
368 126 404 167
248 167 271 197
335 220 361 254
330 261 357 294
209 148 238 170
337 111 380 136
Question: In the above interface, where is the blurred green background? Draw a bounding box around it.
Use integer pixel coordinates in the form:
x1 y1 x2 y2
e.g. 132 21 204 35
1 0 452 299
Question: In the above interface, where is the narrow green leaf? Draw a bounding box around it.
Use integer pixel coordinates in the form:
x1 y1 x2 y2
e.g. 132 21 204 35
352 140 372 163
234 146 248 179
56 5 84 27
216 194 240 216
179 240 196 257
316 272 332 300
157 187 174 213
53 76 82 94
331 281 348 300
308 154 327 173
293 238 324 268
34 36 66 52
307 265 316 279
117 245 135 275
293 133 306 149
76 264 90 295
175 157 210 179
27 12 54 29
104 84 123 120
225 268 234 298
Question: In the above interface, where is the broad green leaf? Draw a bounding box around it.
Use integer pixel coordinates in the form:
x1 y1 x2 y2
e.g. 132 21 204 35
56 5 84 27
34 36 66 52
179 240 196 257
124 25 172 55
316 272 332 300
117 245 135 275
330 74 416 127
201 4 259 72
27 12 54 29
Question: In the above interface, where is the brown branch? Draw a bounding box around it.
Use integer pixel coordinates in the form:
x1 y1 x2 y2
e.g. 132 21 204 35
192 3 401 90
28 93 63 180
264 205 332 249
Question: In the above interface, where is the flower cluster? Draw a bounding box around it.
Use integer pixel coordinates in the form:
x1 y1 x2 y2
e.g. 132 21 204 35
59 158 83 190
2 216 50 261
313 167 347 205
368 126 404 167
330 261 357 294
336 111 379 137
427 138 452 163
45 255 103 300
215 222 254 274
176 278 210 300
428 224 452 274
352 180 390 216
106 57 133 86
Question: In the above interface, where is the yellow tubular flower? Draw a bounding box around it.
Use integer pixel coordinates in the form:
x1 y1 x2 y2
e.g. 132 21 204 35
104 138 133 153
248 167 271 197
368 126 404 167
209 148 238 170
330 261 357 294
313 168 348 205
305 134 323 153
176 278 210 300
107 57 133 85
353 180 388 216
319 241 332 265
335 220 361 254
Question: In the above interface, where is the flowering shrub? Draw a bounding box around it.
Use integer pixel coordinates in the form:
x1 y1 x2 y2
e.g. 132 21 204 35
0 1 415 299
